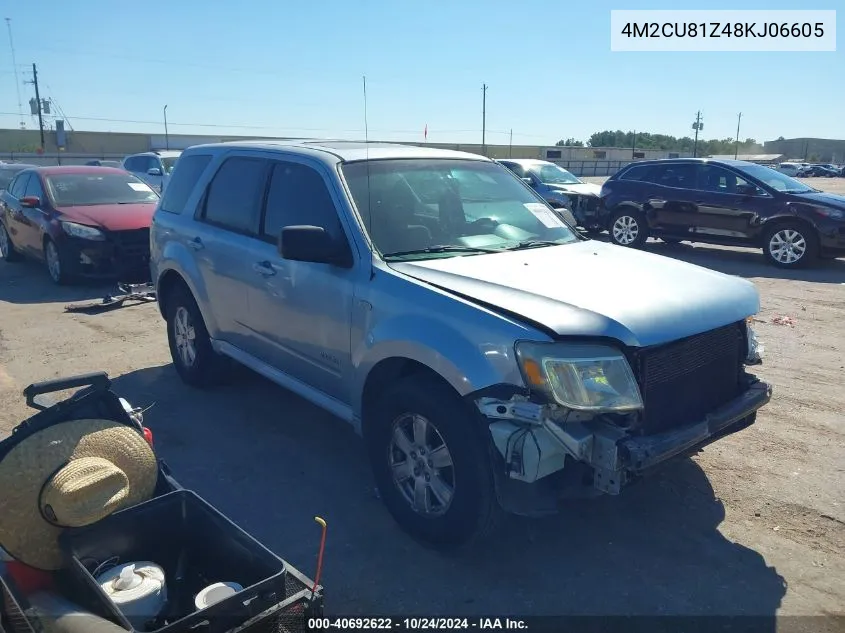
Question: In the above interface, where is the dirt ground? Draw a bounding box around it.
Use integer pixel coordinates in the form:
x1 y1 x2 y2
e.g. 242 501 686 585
0 177 843 623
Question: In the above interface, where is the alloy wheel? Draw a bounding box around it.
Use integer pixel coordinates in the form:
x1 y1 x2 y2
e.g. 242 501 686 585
612 215 639 245
173 306 197 368
768 229 806 265
388 413 455 517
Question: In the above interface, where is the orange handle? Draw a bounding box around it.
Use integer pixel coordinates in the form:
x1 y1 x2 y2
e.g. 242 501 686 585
311 517 327 595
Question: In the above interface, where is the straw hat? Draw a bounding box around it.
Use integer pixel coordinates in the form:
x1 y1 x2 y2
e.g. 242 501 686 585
0 419 157 571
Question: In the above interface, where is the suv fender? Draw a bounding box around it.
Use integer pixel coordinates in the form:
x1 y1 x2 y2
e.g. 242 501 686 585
352 313 524 428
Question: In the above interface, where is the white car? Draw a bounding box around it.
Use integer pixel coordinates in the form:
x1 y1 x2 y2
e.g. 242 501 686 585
122 151 182 193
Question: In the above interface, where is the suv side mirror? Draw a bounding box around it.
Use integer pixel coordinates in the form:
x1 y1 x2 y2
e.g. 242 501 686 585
521 177 535 186
736 183 758 196
20 195 40 208
147 167 163 176
279 225 353 268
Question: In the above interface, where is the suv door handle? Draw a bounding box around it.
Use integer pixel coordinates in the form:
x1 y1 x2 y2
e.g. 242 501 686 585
188 237 204 251
253 261 276 277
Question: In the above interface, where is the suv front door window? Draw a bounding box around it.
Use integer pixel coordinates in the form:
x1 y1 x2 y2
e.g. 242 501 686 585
248 159 354 402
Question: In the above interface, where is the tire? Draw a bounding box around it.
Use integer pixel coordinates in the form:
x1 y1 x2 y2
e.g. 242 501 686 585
609 209 648 248
0 222 21 262
43 237 71 285
367 374 500 548
762 222 819 269
165 284 232 387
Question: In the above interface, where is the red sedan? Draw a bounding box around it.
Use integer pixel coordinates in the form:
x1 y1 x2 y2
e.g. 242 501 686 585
0 166 160 284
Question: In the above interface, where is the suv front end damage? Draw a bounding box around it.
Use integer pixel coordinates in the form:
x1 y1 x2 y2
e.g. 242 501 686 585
473 319 771 513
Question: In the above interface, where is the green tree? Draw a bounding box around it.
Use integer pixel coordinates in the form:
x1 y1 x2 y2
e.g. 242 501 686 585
583 130 758 155
555 138 585 146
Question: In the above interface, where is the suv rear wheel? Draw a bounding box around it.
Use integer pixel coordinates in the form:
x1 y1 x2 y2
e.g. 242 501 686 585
762 222 819 268
367 374 499 548
609 210 648 248
165 285 232 387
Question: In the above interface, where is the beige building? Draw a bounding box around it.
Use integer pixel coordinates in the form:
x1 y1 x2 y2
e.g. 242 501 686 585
0 127 689 176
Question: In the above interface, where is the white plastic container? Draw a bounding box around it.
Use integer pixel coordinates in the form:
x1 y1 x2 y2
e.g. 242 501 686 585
96 562 167 629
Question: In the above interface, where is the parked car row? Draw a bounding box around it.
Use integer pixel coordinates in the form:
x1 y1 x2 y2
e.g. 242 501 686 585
777 161 843 178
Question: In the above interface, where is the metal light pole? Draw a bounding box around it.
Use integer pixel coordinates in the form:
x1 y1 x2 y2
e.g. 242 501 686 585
163 105 169 150
691 111 703 158
734 112 742 159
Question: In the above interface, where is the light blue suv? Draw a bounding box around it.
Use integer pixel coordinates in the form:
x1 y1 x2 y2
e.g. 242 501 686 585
150 140 771 546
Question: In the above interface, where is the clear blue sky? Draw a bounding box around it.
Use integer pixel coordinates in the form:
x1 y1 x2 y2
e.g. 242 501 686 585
1 0 842 145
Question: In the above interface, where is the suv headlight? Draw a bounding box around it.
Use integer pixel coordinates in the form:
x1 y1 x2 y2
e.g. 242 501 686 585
515 341 643 411
745 318 764 365
61 221 105 241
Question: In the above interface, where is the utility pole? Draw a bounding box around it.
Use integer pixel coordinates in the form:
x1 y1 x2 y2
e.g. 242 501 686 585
28 63 46 151
481 83 487 156
734 112 742 159
163 105 170 150
508 128 512 158
691 111 703 158
632 130 636 159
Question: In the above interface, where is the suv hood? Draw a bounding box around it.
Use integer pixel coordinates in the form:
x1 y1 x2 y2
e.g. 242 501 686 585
546 182 602 197
795 190 845 210
390 240 759 348
57 203 156 231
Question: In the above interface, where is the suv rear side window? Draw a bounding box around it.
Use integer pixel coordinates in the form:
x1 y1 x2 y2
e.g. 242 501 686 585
123 156 143 172
201 157 267 233
262 162 343 241
159 154 212 214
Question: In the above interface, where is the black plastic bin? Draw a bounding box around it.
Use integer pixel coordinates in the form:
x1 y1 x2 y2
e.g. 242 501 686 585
58 490 288 633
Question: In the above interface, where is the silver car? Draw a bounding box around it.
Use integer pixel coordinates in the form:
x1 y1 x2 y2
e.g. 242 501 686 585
150 141 771 546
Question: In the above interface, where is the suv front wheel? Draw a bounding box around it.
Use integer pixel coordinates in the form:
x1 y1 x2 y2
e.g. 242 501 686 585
762 222 819 268
367 374 499 548
609 209 649 248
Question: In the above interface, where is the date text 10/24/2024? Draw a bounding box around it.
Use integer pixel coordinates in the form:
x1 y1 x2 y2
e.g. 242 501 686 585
307 618 528 630
609 10 837 52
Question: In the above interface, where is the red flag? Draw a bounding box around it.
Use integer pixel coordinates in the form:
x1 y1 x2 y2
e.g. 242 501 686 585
424 124 428 141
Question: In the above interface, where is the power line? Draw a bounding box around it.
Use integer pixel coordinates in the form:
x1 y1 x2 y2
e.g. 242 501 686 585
0 109 544 139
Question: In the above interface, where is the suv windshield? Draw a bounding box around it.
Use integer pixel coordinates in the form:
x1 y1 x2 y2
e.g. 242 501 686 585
45 173 160 206
738 164 814 193
531 163 581 185
341 159 578 260
161 157 179 174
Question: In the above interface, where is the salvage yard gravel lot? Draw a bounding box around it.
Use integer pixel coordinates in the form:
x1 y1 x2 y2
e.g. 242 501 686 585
0 177 843 621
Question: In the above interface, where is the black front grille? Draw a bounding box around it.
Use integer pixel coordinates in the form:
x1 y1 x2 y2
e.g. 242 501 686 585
110 227 150 258
573 195 599 212
633 322 745 434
